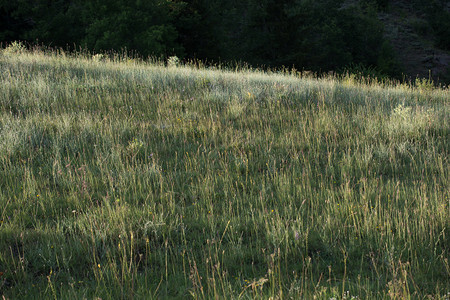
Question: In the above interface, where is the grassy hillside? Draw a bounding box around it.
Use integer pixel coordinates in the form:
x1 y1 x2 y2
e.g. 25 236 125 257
0 46 449 299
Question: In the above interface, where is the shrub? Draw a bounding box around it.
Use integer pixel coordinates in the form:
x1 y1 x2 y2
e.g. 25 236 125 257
415 77 435 91
167 55 180 67
3 41 26 55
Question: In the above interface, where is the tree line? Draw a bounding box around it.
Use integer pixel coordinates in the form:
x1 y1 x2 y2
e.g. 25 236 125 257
1 0 449 78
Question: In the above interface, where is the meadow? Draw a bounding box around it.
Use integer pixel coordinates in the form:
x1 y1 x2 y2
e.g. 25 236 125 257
0 45 449 299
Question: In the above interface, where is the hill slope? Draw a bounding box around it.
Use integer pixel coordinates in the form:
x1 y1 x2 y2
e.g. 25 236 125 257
380 0 450 83
0 48 449 299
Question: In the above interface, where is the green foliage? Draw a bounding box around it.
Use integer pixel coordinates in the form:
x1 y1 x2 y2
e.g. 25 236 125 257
415 77 435 91
0 0 405 78
27 0 85 47
167 55 180 67
367 0 389 11
410 0 450 51
336 3 384 67
0 0 32 41
339 63 386 83
409 17 433 37
82 0 186 57
377 40 403 78
200 0 390 75
429 9 450 51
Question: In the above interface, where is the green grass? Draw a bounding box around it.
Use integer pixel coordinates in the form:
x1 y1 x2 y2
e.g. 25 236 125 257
0 45 449 299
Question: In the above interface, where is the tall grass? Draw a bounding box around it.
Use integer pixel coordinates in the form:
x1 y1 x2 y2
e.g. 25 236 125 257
0 45 449 299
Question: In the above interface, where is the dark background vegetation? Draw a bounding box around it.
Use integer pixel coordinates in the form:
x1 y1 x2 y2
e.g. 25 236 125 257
1 0 449 82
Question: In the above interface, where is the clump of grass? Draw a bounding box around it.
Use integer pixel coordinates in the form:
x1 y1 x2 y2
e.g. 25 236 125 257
2 41 27 55
0 46 449 299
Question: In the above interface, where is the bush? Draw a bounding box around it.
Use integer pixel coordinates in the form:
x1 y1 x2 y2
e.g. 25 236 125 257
167 56 180 67
339 62 388 83
415 77 435 91
3 41 26 55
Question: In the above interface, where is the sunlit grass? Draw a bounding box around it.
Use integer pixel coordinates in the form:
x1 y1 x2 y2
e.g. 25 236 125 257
0 45 449 299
